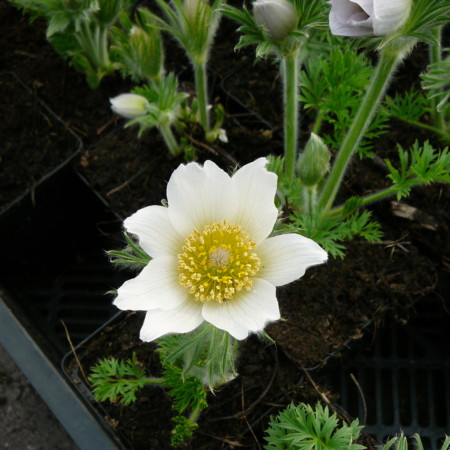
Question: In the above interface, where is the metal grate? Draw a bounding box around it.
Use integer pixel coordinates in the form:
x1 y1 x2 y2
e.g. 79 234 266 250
320 295 450 448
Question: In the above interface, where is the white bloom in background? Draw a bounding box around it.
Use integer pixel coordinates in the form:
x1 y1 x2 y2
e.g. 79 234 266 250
253 0 298 41
329 0 412 37
217 128 228 143
114 158 327 341
110 93 150 119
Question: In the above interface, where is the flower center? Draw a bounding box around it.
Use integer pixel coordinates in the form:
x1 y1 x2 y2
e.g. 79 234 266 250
178 220 260 303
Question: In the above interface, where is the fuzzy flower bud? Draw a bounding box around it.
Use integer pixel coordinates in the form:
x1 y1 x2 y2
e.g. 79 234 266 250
297 133 330 186
129 25 164 82
110 93 150 119
184 0 208 27
253 0 298 41
329 0 412 37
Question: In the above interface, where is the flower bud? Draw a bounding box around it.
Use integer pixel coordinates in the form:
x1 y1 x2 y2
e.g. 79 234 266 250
129 25 164 82
329 0 412 37
110 94 150 119
297 133 330 186
184 0 208 27
253 0 298 41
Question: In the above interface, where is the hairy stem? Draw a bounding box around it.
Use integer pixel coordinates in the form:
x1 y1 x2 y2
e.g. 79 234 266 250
429 26 446 132
318 46 408 214
194 62 210 132
159 123 181 157
312 109 326 134
302 186 317 216
282 48 300 181
144 377 165 385
329 185 399 217
402 118 449 142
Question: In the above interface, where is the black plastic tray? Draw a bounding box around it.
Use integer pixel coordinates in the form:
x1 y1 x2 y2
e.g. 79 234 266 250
0 165 130 449
319 294 450 449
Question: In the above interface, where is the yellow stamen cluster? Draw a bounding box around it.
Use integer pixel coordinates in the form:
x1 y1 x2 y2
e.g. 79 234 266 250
178 220 260 303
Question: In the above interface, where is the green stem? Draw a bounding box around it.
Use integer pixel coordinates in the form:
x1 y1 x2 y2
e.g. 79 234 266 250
98 25 111 71
329 185 398 217
302 186 317 216
403 118 449 141
318 46 407 214
282 48 300 181
429 26 445 132
144 377 165 385
159 123 181 157
106 376 164 385
312 109 325 134
194 62 210 132
189 405 203 424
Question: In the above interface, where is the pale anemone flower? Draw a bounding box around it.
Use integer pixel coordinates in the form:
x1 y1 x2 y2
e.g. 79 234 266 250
114 158 327 341
110 93 150 119
329 0 412 37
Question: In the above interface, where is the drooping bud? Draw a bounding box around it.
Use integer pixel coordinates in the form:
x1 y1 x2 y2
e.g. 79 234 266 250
297 133 330 186
110 93 150 119
329 0 412 37
253 0 298 41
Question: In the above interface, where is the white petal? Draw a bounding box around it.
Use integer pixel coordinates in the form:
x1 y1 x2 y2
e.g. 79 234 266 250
124 205 183 258
114 256 186 311
373 0 411 36
110 93 149 119
201 278 280 340
167 161 234 237
352 0 374 15
257 233 327 287
229 158 278 244
140 301 204 341
329 0 374 36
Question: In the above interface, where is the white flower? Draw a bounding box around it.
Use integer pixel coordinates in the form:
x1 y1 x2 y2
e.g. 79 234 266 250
329 0 412 37
253 0 298 41
114 158 327 341
110 93 150 119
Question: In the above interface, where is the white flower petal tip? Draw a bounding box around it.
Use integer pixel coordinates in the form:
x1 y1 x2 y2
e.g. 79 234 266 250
253 0 298 41
139 302 204 342
329 0 412 37
124 205 183 258
114 157 326 342
202 279 280 340
257 233 327 287
110 93 149 119
114 257 186 312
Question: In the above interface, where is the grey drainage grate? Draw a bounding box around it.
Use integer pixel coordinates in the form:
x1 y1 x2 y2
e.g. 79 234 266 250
320 295 450 449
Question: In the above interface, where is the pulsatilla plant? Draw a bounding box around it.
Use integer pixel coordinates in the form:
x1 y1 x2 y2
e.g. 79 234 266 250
225 0 450 257
142 0 226 139
11 0 132 87
91 158 328 446
110 74 188 157
264 402 450 449
265 402 365 449
110 8 165 84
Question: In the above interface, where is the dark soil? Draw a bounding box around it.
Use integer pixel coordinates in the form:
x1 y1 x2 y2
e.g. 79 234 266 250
68 311 380 450
2 1 450 448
